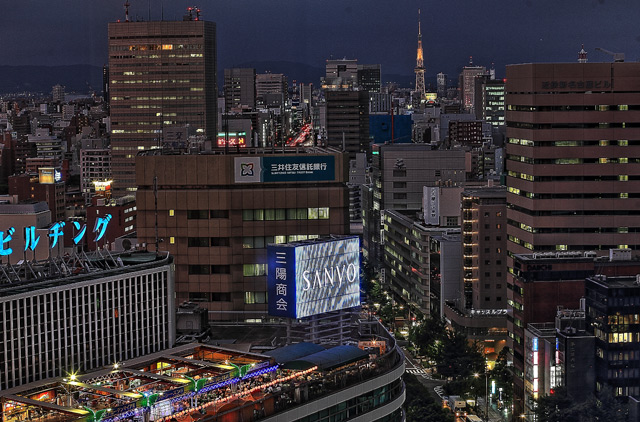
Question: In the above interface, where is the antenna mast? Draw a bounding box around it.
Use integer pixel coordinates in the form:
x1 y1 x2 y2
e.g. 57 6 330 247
124 0 130 22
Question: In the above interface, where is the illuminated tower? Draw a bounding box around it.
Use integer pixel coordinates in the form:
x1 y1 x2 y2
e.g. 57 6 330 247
414 9 426 100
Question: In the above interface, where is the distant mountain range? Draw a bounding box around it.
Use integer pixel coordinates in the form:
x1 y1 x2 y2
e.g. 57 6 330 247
0 62 420 96
0 65 104 95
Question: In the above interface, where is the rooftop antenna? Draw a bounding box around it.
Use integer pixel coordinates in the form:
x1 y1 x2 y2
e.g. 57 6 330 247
186 6 201 21
124 0 130 22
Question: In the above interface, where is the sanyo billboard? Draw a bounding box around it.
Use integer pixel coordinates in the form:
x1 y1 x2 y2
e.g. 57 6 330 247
267 236 360 319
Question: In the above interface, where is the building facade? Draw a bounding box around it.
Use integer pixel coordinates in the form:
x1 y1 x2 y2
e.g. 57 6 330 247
0 253 175 390
135 150 350 322
357 64 381 93
80 138 111 203
325 90 370 157
461 186 507 310
506 62 640 413
474 75 505 129
256 73 288 103
506 62 640 255
363 144 466 268
459 64 486 112
586 274 640 398
107 17 217 195
224 68 257 111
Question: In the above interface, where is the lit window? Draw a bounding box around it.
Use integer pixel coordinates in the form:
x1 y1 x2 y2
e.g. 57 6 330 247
170 237 175 244
169 209 175 217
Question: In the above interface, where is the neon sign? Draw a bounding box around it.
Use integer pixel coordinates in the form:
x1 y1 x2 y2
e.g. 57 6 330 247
217 132 247 148
0 214 112 257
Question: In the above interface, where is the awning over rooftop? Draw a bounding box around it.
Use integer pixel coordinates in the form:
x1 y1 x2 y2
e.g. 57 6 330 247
264 342 325 365
282 345 370 371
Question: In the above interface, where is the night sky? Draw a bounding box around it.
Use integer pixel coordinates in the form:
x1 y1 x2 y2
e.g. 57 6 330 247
2 0 640 81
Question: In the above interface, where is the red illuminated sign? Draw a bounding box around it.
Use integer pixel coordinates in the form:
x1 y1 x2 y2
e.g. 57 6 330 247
217 132 247 148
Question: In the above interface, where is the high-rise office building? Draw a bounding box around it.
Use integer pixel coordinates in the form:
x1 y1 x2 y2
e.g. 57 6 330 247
107 15 217 195
255 73 288 101
224 68 257 111
474 75 505 128
459 61 486 112
325 90 369 157
80 138 111 203
382 209 461 318
357 64 381 93
461 186 507 310
505 62 640 256
323 59 358 90
437 72 448 99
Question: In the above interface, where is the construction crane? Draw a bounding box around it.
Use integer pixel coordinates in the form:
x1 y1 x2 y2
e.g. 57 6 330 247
595 47 625 62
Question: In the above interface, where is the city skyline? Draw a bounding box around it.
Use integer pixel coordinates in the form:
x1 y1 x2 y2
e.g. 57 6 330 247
2 0 640 82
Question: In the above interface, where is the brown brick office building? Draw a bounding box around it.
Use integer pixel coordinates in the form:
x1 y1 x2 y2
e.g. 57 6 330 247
506 62 640 255
135 150 350 322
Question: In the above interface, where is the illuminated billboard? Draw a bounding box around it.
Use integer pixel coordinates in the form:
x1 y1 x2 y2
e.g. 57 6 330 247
234 155 335 184
39 168 61 184
267 236 360 319
217 132 247 148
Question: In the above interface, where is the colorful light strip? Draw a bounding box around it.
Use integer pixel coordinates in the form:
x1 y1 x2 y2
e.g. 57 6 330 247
156 366 318 422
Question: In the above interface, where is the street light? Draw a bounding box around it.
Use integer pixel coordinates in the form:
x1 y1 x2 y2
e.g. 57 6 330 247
474 372 489 422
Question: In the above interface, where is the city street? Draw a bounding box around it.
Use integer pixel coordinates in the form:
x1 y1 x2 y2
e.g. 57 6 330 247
402 347 445 403
403 347 505 422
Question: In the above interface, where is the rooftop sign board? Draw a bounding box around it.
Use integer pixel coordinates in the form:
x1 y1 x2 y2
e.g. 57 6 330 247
267 236 360 319
234 155 335 184
218 132 247 148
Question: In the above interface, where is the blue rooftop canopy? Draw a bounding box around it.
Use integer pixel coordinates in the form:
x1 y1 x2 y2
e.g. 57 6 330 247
282 345 370 371
264 342 325 365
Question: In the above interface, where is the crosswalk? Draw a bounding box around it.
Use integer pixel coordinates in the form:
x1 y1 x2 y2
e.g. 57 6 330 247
405 368 435 379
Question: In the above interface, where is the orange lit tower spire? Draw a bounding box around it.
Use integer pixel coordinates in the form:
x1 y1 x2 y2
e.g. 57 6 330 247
414 9 426 99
